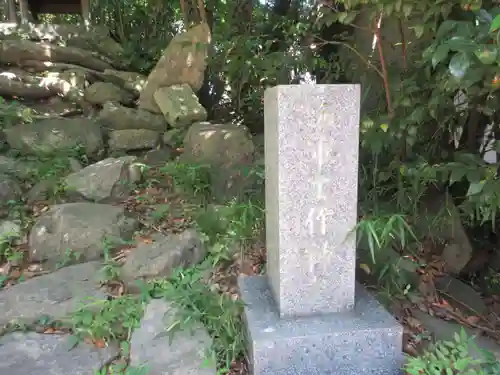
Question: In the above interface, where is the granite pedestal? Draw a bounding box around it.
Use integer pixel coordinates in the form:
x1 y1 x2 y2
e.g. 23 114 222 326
239 278 403 375
238 85 404 374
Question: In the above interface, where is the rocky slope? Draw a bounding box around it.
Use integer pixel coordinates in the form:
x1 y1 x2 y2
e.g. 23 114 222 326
0 21 260 375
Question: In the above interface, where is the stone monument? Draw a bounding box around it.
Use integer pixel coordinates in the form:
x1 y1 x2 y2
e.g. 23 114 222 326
238 84 404 374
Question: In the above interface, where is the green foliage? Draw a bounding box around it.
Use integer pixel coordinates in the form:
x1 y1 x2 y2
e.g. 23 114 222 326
55 248 83 269
0 98 33 129
100 236 132 282
91 0 180 73
405 328 500 375
5 146 89 200
147 265 245 373
95 364 150 375
357 213 417 263
195 198 264 265
6 0 500 371
94 340 151 374
160 162 213 201
358 4 500 230
0 227 22 264
69 295 143 344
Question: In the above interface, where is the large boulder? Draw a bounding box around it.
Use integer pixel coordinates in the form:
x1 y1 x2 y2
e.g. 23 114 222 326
121 230 206 291
4 118 103 156
97 102 167 131
0 331 118 375
102 69 147 96
64 156 142 201
154 84 207 128
130 299 215 375
29 96 81 118
0 261 106 326
138 23 211 113
0 174 22 206
84 81 135 106
182 122 256 202
183 122 254 167
417 192 473 274
0 39 113 71
0 156 31 179
59 68 88 92
29 203 139 266
108 129 160 152
1 23 125 68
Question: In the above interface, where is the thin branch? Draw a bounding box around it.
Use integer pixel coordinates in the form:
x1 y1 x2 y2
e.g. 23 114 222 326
398 18 408 71
316 37 384 79
198 0 207 24
373 12 393 118
180 0 188 25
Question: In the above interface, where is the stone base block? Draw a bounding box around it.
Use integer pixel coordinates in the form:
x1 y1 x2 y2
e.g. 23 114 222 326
238 276 404 375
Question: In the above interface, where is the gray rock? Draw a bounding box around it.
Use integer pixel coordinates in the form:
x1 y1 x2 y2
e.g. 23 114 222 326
102 69 147 96
26 179 58 204
0 331 118 375
436 276 487 315
122 230 206 290
0 220 22 242
44 71 85 103
64 156 140 202
138 23 210 113
84 82 135 106
141 148 177 168
162 128 186 148
4 118 104 156
0 156 32 179
130 299 215 375
23 156 83 205
0 261 106 326
29 96 81 118
0 174 22 204
59 68 88 92
182 122 256 202
108 129 160 152
413 310 500 360
97 102 167 132
182 122 254 167
154 84 207 128
68 157 83 172
29 203 138 266
418 192 473 274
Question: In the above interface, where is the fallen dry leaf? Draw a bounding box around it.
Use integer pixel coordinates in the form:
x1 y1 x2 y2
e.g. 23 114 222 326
94 339 106 348
405 316 422 331
10 269 22 278
466 315 480 325
359 263 371 275
136 236 153 244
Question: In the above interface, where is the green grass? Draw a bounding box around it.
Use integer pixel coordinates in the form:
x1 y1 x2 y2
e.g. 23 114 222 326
57 159 266 373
